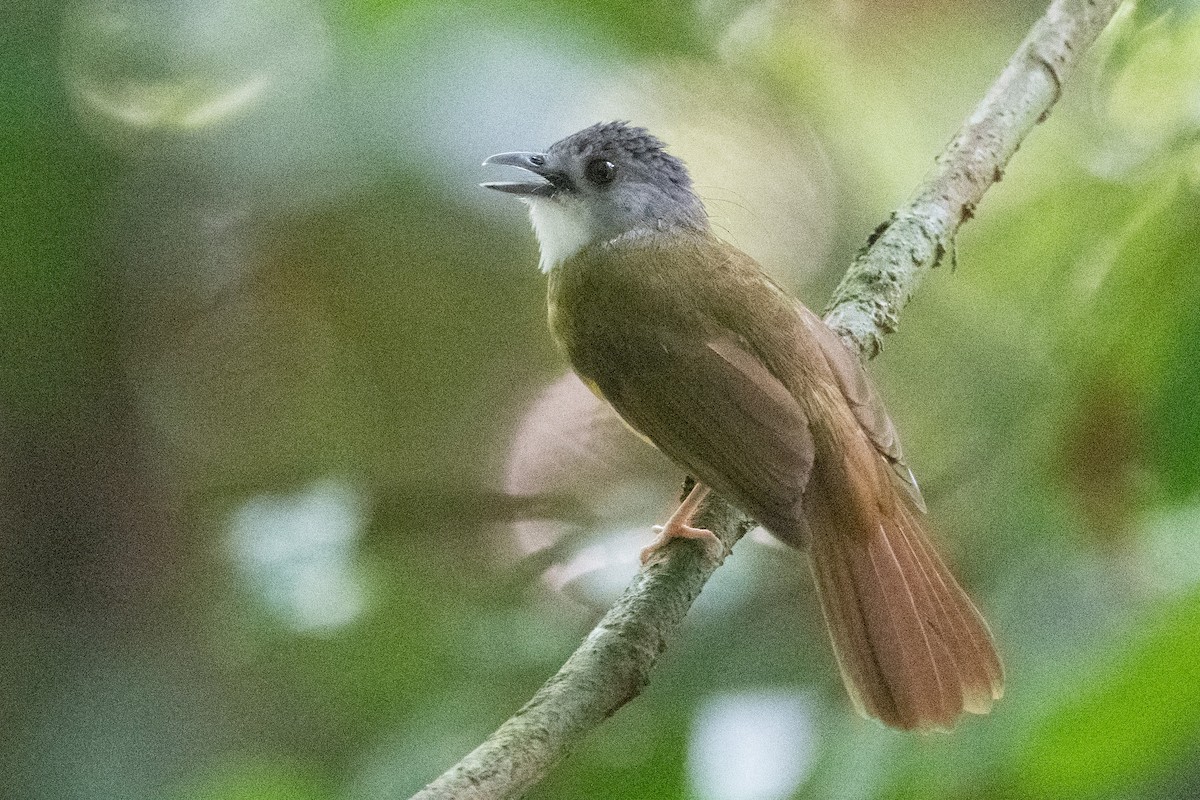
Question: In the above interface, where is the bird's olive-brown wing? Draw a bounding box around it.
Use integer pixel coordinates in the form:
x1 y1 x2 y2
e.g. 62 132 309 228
795 303 925 509
579 324 815 529
698 240 924 510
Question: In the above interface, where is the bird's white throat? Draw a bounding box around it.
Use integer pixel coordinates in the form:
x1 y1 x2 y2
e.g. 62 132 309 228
527 198 597 273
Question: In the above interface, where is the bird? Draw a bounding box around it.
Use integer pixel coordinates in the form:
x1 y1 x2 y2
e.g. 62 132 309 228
482 121 1003 731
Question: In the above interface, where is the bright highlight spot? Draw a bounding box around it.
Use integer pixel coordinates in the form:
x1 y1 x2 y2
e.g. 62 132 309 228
72 73 273 130
229 478 369 633
61 0 329 141
688 691 817 800
1139 502 1200 594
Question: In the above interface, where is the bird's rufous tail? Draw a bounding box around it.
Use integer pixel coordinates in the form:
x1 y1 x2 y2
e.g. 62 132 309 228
802 451 1004 730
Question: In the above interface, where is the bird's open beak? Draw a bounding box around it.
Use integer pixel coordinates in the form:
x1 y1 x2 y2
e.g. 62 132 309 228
481 151 559 197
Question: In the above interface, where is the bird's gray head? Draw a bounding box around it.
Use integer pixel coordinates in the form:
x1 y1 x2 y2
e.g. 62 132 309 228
482 122 708 272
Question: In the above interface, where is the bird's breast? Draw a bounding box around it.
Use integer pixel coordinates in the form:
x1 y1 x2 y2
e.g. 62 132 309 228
547 250 651 352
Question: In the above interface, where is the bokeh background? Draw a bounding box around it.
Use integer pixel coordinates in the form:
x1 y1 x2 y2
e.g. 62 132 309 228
5 0 1200 798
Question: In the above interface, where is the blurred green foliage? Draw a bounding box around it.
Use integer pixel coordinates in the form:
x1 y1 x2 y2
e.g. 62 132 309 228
4 1 1200 799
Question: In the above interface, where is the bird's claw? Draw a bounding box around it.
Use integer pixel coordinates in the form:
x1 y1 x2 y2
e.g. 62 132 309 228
640 523 723 565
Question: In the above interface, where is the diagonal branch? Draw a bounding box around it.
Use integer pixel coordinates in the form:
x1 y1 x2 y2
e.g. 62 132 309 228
412 490 754 800
409 2 1122 798
823 0 1122 357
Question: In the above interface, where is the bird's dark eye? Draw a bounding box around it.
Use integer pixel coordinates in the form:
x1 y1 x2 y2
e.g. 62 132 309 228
585 158 616 184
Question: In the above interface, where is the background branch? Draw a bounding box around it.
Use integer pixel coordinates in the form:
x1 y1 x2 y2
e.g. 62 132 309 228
410 1 1122 797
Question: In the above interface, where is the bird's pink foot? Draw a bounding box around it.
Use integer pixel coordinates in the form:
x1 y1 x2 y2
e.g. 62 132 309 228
640 521 723 564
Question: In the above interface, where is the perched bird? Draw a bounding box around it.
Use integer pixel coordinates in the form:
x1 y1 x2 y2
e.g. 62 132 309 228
482 121 1003 731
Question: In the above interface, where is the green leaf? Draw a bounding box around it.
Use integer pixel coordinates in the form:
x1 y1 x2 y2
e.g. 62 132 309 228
1151 299 1200 499
173 758 325 800
1007 589 1200 798
333 0 704 56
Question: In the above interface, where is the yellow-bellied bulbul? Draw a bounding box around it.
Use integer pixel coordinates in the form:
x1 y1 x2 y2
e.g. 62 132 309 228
483 121 1003 731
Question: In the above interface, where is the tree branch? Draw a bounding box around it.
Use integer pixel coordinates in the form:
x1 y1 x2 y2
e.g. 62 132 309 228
824 0 1123 356
410 2 1121 797
411 491 754 800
